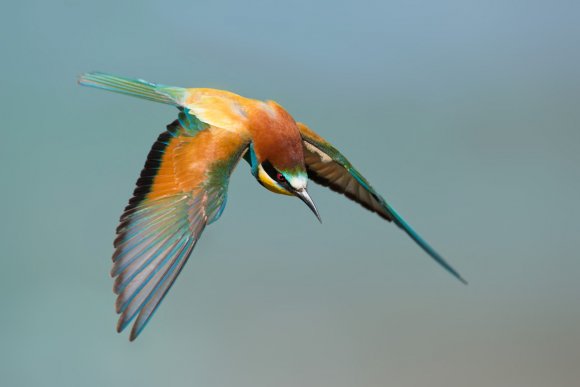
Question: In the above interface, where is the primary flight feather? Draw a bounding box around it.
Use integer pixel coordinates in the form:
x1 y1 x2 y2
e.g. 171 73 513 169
79 72 466 341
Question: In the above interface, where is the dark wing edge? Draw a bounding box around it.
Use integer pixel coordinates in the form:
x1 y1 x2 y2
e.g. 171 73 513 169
112 120 249 340
298 123 467 284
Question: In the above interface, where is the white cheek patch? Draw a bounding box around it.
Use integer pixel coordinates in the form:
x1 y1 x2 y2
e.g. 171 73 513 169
305 142 332 163
288 174 308 190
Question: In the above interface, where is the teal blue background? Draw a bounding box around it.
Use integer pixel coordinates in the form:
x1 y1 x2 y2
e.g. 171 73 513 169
1 1 579 386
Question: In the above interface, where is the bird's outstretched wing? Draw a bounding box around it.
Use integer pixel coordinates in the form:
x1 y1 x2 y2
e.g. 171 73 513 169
112 117 249 340
297 123 467 284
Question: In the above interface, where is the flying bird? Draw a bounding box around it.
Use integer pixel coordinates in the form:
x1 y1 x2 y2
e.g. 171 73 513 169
78 72 467 340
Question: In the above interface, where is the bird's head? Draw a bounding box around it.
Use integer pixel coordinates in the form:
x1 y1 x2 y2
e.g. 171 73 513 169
247 101 321 222
256 158 321 221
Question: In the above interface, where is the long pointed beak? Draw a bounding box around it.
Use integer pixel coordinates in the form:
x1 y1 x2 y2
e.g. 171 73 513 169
295 188 321 223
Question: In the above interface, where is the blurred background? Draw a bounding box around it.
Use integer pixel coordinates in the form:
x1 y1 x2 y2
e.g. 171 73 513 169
1 1 579 386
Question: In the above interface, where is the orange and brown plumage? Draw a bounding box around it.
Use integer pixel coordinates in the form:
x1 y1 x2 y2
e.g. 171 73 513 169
79 72 466 341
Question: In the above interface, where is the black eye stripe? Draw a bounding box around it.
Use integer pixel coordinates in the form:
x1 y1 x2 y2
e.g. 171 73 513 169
261 160 278 180
262 160 290 188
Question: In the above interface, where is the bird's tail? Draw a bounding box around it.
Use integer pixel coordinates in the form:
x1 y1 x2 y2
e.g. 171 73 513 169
78 72 186 106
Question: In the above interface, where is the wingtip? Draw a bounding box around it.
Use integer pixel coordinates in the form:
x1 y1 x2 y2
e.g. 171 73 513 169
385 204 468 286
115 313 141 341
440 259 468 285
456 274 469 286
440 262 468 286
116 313 131 334
129 322 144 341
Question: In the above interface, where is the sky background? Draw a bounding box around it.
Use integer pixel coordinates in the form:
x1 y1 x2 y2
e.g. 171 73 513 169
1 1 579 386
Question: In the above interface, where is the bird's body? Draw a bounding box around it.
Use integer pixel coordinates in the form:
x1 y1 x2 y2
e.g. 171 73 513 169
79 72 466 340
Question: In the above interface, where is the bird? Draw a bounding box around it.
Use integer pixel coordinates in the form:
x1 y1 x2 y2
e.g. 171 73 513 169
78 72 467 340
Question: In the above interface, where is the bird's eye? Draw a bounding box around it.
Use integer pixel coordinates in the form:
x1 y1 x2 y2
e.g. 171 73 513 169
262 161 289 187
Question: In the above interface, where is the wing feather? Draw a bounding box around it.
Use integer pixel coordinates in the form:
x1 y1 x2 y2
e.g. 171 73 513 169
111 118 249 340
298 122 467 284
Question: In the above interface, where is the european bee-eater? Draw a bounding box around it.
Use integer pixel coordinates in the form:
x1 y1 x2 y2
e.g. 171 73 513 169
79 72 466 340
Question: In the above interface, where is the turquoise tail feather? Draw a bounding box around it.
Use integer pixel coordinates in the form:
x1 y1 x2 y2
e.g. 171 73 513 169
386 204 468 285
78 72 186 106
